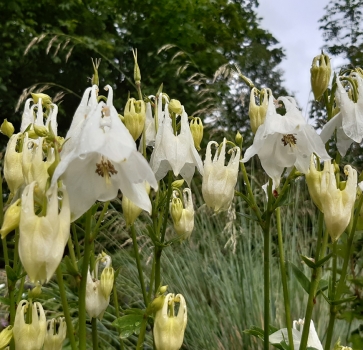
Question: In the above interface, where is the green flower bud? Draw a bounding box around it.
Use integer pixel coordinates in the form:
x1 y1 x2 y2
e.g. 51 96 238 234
172 179 184 189
190 117 203 151
235 131 243 147
124 98 146 140
249 88 268 134
311 53 331 100
1 119 15 138
0 199 21 239
100 266 114 299
31 93 52 106
0 325 13 349
168 99 183 115
133 49 141 84
33 124 48 137
28 283 42 299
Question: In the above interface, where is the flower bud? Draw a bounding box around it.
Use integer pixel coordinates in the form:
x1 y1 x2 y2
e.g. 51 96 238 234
334 339 352 350
168 99 182 115
311 53 331 100
13 300 46 350
122 182 150 226
133 49 141 84
248 88 268 134
170 197 183 224
235 131 243 147
100 267 114 299
150 295 166 313
172 179 184 189
0 326 13 349
33 124 48 137
0 199 21 239
1 119 15 138
190 117 203 151
124 98 146 140
154 293 187 350
44 317 67 350
31 93 52 106
28 283 42 299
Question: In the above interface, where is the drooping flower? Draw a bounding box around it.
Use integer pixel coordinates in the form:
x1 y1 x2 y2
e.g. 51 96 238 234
269 318 323 350
150 94 203 185
310 52 331 101
86 253 114 319
13 300 46 350
320 73 363 156
170 188 194 239
306 157 357 241
43 317 67 350
50 85 157 221
123 98 146 140
19 182 70 283
248 87 269 134
154 293 187 350
242 95 330 188
0 199 21 239
202 138 240 212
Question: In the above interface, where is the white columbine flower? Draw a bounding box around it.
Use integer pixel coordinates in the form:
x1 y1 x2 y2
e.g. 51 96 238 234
202 138 240 212
51 85 157 221
320 73 363 156
242 94 330 188
43 317 67 350
150 94 203 185
269 318 323 350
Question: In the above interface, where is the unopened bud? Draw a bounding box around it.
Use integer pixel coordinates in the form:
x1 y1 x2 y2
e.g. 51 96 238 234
132 49 141 84
311 53 331 100
235 131 243 147
249 88 268 134
124 98 146 140
33 124 48 137
29 283 42 298
100 267 114 299
172 180 184 189
31 93 52 105
91 58 101 86
150 295 166 313
168 99 183 115
170 197 183 224
1 119 15 138
122 183 150 226
0 325 13 349
0 199 21 239
159 285 168 294
190 117 203 151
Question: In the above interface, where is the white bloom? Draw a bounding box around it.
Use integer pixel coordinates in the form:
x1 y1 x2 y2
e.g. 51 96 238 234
269 318 323 350
51 85 157 221
19 182 70 283
154 293 187 350
43 317 67 350
13 300 46 350
321 73 363 156
202 138 240 212
242 95 330 188
150 94 203 185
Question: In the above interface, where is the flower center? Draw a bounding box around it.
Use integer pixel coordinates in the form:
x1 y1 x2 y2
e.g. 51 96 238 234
95 157 118 184
281 134 297 147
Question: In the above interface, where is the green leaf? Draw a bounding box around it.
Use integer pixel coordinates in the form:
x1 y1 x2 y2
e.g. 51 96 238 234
300 255 316 269
112 314 144 339
5 265 17 282
315 252 333 268
288 261 310 294
317 279 329 294
64 256 79 277
0 296 10 305
123 308 145 315
331 295 357 306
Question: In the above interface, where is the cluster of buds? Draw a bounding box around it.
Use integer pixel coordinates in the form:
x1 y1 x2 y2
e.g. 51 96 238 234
310 52 331 101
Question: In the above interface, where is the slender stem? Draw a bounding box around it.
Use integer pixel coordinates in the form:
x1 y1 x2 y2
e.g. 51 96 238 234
276 207 294 349
160 172 173 243
112 278 125 350
148 255 156 304
92 201 110 239
56 266 77 350
300 213 328 350
72 223 81 260
16 276 25 304
92 318 99 350
130 224 148 306
67 236 78 272
136 317 148 350
2 237 9 266
78 209 93 350
13 228 19 268
154 246 162 294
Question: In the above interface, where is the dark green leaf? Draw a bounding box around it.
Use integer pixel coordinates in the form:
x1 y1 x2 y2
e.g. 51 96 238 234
287 261 310 294
113 314 144 339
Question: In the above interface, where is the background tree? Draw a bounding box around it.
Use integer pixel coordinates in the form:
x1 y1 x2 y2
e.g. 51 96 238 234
0 0 287 144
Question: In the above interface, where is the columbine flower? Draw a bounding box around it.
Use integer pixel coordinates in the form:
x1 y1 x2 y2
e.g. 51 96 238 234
202 138 240 212
242 95 330 189
123 98 146 140
19 182 70 283
320 72 363 156
0 199 21 239
150 94 203 185
86 253 114 319
50 85 157 221
154 293 187 350
170 188 194 239
43 317 67 350
13 300 46 350
269 318 323 350
248 87 269 134
306 157 357 241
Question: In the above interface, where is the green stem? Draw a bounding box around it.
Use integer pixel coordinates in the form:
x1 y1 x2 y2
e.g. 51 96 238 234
78 209 93 350
92 318 99 350
160 172 173 243
147 255 156 304
136 317 148 350
72 223 81 260
276 207 294 349
92 201 110 239
299 213 329 350
154 246 162 294
56 266 77 350
13 228 19 268
130 224 148 306
67 236 78 272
